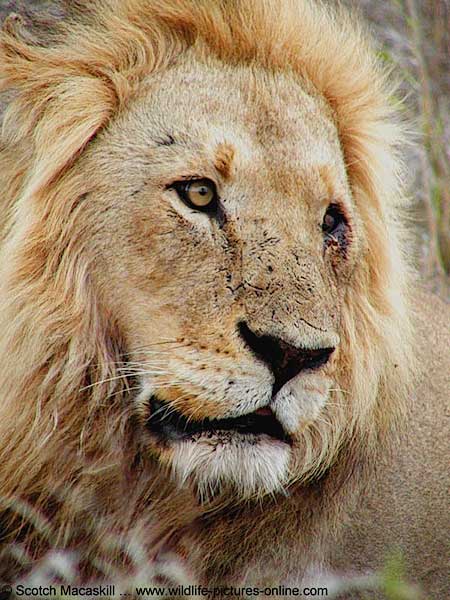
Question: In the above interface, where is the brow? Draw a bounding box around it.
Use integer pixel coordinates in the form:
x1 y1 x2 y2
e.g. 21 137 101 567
152 134 236 182
214 142 235 180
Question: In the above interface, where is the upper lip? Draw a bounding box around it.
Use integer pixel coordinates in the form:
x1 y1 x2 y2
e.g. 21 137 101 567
147 396 291 444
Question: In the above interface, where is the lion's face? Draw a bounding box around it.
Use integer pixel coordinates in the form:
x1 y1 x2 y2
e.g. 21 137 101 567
84 57 360 499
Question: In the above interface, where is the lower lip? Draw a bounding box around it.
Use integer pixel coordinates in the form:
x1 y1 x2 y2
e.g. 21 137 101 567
186 429 291 447
148 397 290 444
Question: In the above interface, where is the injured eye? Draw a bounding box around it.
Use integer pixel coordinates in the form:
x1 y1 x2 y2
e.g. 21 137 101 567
169 178 218 212
322 203 349 249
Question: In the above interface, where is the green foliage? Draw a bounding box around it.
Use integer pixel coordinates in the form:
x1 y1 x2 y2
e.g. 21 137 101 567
380 552 422 600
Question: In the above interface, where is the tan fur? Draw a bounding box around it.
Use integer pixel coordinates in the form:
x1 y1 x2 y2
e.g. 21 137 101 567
213 143 235 180
0 1 448 596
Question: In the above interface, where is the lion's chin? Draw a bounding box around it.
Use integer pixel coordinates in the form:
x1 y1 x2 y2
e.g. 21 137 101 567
147 397 292 499
169 433 291 500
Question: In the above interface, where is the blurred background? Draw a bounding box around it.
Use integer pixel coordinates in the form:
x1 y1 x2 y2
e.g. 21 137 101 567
1 0 449 296
345 0 450 297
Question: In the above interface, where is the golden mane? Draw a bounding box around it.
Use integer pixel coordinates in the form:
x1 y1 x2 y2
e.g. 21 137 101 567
0 0 413 575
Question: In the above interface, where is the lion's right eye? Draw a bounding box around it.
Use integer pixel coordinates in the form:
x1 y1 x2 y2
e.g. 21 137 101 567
169 178 218 212
322 203 349 250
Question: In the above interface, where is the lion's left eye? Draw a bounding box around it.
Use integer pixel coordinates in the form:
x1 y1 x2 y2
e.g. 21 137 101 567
170 178 218 212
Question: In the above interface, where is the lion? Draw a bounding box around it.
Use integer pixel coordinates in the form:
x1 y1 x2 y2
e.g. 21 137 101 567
0 0 448 596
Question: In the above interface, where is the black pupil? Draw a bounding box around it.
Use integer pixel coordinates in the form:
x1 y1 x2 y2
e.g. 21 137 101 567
324 214 335 232
198 186 208 195
323 206 344 235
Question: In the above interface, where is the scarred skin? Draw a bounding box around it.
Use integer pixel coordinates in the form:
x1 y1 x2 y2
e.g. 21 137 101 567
0 1 448 598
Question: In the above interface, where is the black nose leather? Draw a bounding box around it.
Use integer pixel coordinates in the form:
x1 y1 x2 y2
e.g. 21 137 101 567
238 321 334 394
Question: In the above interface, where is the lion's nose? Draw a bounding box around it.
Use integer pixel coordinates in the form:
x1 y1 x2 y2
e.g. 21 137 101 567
238 321 335 394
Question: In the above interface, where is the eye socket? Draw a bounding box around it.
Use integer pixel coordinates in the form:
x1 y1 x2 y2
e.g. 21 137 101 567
322 204 349 246
170 178 218 212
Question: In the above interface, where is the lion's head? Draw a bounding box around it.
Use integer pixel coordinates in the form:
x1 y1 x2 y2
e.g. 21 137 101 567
0 0 413 556
91 59 349 498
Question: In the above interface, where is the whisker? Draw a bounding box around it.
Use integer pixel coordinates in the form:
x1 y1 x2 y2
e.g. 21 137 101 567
104 385 144 401
118 340 184 356
79 374 131 392
329 387 350 395
117 368 168 376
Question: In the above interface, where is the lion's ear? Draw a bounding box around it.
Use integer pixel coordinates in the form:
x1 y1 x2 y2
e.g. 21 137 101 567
0 14 117 196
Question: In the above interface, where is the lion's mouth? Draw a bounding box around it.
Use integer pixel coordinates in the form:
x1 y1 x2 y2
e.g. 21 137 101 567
148 397 291 444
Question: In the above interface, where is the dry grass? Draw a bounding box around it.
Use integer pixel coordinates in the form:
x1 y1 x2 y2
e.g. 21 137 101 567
7 539 425 599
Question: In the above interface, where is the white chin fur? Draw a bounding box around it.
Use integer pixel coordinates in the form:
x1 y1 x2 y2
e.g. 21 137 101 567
170 435 290 500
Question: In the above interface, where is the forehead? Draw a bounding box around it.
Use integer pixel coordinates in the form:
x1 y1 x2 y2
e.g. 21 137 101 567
106 56 348 193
